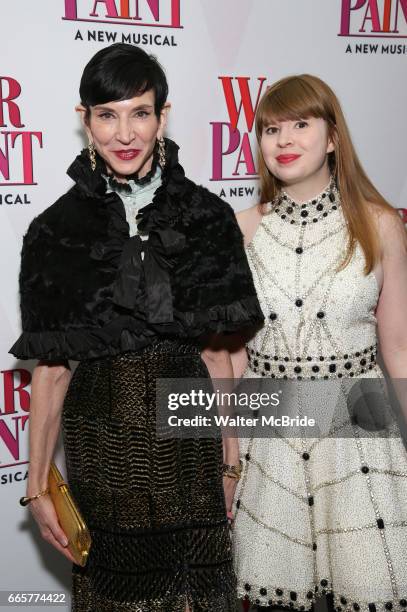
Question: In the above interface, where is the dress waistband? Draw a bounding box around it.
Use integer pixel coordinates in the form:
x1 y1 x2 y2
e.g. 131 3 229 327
247 344 377 379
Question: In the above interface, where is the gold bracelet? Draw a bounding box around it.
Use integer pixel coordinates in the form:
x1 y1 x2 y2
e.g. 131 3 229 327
222 460 243 480
19 488 50 507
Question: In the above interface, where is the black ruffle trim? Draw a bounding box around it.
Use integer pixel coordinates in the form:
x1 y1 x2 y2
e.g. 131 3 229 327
10 296 261 361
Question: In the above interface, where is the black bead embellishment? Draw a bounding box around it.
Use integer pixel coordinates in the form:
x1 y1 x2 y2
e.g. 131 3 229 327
294 366 302 374
329 364 337 373
399 600 407 607
236 499 240 508
312 542 317 550
260 588 267 596
244 583 251 591
312 365 320 373
321 579 328 587
317 203 324 211
296 247 303 254
361 465 369 474
302 452 310 460
290 592 297 601
307 591 314 599
385 603 393 610
344 362 352 369
269 312 277 321
368 604 377 612
353 605 360 611
308 496 314 506
276 588 283 596
377 518 385 529
340 597 347 605
295 299 303 307
245 453 251 460
317 311 325 319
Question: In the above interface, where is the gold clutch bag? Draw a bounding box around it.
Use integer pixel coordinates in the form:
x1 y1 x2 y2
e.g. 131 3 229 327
48 462 91 567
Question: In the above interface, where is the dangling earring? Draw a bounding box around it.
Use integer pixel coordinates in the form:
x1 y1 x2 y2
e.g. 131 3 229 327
88 141 96 172
158 137 166 169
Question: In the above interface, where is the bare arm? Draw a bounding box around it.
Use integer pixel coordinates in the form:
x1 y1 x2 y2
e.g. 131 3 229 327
26 361 76 563
376 211 407 378
201 334 240 514
375 211 407 423
201 335 239 464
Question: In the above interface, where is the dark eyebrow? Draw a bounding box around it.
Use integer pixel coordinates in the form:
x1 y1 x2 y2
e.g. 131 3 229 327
93 104 154 112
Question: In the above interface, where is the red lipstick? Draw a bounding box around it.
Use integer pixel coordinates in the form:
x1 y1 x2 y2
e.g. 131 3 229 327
113 149 141 161
276 154 301 164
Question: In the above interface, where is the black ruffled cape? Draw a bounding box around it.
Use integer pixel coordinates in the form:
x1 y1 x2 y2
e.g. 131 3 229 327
9 138 263 361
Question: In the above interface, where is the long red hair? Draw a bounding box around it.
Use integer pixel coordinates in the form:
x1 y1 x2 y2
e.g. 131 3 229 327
255 74 397 273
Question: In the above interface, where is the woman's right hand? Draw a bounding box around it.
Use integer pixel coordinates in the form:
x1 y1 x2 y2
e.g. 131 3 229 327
28 494 76 563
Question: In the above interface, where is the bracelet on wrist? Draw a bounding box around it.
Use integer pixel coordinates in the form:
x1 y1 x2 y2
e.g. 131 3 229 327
19 488 50 507
222 459 243 480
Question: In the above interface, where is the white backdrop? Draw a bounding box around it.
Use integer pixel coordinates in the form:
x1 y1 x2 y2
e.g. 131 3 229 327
1 0 407 606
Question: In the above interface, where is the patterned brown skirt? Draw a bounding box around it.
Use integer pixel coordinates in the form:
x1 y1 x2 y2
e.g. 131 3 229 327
61 339 237 612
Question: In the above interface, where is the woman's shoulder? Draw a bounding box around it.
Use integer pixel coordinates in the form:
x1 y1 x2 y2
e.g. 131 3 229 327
366 201 406 256
24 186 101 245
236 203 264 246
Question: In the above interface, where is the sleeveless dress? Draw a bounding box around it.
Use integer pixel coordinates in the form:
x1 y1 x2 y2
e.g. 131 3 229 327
233 182 407 612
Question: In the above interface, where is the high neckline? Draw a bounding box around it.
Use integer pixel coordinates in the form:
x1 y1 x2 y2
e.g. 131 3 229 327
66 137 182 202
281 176 335 205
105 165 162 198
273 177 340 226
105 149 160 194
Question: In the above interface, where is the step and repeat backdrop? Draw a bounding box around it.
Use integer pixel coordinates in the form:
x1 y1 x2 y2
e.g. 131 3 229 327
1 0 407 604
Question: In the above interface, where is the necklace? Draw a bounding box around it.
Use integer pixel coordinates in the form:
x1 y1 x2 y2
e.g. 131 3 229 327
273 177 340 226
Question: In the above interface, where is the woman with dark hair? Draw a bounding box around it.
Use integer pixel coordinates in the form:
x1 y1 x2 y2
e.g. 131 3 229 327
10 43 263 612
231 75 407 611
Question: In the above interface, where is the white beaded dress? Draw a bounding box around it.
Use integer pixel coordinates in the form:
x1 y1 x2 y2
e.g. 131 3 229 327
233 181 407 612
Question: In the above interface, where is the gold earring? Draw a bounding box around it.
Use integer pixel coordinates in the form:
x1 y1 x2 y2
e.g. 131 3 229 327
158 137 166 168
88 141 96 172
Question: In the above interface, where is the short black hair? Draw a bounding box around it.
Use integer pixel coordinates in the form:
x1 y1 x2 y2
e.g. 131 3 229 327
79 43 168 117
